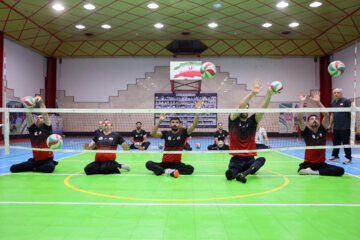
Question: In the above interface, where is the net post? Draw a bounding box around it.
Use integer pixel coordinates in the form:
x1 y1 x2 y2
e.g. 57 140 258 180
350 101 356 146
4 109 9 154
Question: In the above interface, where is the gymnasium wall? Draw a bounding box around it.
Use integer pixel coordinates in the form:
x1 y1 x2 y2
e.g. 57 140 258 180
332 44 358 100
4 38 44 98
57 56 319 103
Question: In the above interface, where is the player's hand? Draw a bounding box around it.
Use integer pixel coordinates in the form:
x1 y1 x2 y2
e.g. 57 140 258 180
195 100 204 109
34 96 43 104
309 90 320 103
159 113 166 121
84 143 90 150
252 79 263 94
122 143 130 151
298 91 306 102
309 95 320 103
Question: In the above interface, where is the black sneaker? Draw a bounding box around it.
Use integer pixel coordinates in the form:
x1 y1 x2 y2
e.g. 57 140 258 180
225 169 235 180
236 173 247 183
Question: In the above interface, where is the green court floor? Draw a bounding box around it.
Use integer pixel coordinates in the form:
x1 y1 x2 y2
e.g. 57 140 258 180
1 152 359 240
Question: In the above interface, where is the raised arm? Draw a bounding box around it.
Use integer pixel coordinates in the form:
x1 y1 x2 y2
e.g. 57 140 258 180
187 100 204 135
25 112 34 127
151 113 165 138
21 97 34 127
230 80 262 121
308 93 329 129
297 91 306 131
36 96 51 126
255 83 274 123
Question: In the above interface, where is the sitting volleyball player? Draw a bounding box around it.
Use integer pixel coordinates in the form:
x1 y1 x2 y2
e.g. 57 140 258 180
255 125 271 149
297 92 344 176
207 122 229 150
225 80 274 183
10 96 58 173
146 100 204 177
130 121 150 150
84 119 130 175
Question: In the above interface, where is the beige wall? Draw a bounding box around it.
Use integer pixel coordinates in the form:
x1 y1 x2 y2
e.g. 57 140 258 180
7 66 342 133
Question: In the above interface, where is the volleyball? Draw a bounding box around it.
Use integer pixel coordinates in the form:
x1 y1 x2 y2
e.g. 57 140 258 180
46 134 63 149
22 96 36 108
158 143 164 149
328 61 345 77
195 143 201 149
218 140 224 148
134 142 141 148
200 62 216 79
270 81 283 94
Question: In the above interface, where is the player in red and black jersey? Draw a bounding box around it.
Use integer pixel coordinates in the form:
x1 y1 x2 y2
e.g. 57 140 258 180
225 80 274 183
297 92 344 176
130 121 150 150
208 122 229 150
10 96 58 173
146 100 204 177
84 119 130 175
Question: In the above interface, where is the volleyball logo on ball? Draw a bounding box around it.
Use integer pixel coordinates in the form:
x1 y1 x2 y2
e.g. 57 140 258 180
22 96 36 108
270 81 283 94
200 62 216 79
46 134 63 149
328 61 345 77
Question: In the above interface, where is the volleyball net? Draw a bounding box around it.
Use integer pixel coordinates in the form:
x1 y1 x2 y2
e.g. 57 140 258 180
0 105 359 154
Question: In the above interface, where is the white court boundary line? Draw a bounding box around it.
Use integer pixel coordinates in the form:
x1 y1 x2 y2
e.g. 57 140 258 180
0 201 359 207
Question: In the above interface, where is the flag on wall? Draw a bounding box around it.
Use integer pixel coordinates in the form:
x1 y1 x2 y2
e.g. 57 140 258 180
170 61 202 80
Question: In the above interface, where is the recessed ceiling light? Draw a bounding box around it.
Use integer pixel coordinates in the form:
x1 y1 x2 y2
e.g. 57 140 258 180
213 3 223 8
208 22 218 28
52 3 65 11
147 2 159 9
276 1 288 8
309 1 322 8
154 23 164 29
84 3 95 10
289 22 299 28
75 24 85 29
262 22 272 28
101 24 111 29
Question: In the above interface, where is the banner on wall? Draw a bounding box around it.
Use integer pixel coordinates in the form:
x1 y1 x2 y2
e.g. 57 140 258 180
6 98 63 135
170 61 202 80
279 103 294 133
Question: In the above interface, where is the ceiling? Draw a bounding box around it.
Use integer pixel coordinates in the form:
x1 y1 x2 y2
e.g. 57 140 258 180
0 0 359 57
